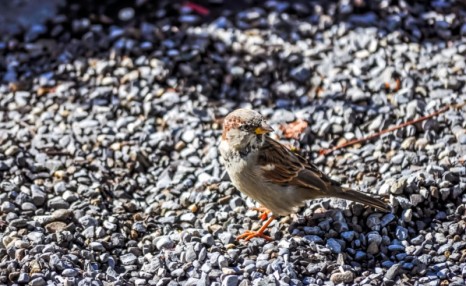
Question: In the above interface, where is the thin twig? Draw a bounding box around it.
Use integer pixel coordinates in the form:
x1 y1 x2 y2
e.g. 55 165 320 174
184 2 210 16
320 101 466 156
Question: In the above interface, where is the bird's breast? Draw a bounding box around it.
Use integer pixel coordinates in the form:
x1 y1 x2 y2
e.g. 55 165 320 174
219 140 305 215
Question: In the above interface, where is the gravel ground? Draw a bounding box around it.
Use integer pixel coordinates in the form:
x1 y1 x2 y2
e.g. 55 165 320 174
1 0 466 285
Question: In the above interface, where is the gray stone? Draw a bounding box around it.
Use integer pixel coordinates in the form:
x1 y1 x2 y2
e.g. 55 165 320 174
185 245 197 262
180 213 196 223
62 268 78 277
341 231 355 241
27 231 44 244
385 263 402 280
47 197 70 209
17 272 30 283
222 275 239 286
390 178 406 195
155 236 174 250
31 185 46 206
1 202 15 212
229 197 244 209
9 218 27 228
396 226 408 241
218 232 234 245
30 277 46 286
181 130 196 143
120 253 138 265
326 238 342 254
89 242 105 251
330 271 354 284
201 234 215 246
304 235 323 244
53 182 67 195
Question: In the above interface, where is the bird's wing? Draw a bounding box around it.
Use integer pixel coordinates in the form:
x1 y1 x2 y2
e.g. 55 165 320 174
257 137 337 194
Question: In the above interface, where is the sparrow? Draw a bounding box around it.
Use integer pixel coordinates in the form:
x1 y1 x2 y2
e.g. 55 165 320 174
219 109 390 241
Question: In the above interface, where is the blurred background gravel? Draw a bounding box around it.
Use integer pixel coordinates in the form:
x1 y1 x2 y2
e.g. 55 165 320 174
0 0 465 285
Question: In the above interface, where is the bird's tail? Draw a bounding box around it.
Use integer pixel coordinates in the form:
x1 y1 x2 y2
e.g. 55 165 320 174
330 186 390 212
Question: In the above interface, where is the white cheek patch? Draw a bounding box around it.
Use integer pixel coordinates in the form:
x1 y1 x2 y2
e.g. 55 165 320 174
262 164 275 171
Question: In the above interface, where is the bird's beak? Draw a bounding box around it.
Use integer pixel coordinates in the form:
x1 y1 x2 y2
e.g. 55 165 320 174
255 123 274 135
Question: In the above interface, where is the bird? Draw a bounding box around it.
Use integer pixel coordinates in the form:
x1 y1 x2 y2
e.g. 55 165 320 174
219 108 390 241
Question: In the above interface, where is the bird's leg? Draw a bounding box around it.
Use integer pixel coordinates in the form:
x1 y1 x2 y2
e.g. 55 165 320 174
236 215 276 241
251 206 271 221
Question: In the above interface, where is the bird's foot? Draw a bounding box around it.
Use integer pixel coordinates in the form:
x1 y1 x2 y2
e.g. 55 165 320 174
236 230 272 241
251 206 271 221
236 216 276 241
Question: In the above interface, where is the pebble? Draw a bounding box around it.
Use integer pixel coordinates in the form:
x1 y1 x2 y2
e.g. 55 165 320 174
435 233 447 244
381 213 396 227
388 245 405 252
120 253 137 265
341 231 355 241
180 213 196 223
22 202 37 211
27 231 44 244
31 185 46 206
181 130 196 143
17 273 30 283
402 209 412 222
30 277 46 286
45 221 67 233
1 202 15 212
390 178 406 195
9 218 27 228
47 197 70 209
304 235 324 244
330 271 354 284
222 275 239 286
355 250 367 260
326 238 342 254
385 263 402 280
201 234 215 246
396 226 409 241
155 236 174 250
62 269 78 277
119 7 135 21
218 232 234 245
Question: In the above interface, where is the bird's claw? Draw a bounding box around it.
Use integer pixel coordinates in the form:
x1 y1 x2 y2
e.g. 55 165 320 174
236 230 272 241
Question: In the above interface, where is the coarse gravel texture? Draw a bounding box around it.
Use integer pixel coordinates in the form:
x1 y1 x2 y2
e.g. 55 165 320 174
1 0 466 286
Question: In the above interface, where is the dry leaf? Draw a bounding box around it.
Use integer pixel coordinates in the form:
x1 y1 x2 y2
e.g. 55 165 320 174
280 119 308 139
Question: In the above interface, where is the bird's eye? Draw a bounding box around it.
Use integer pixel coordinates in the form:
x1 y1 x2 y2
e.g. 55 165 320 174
240 124 253 132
